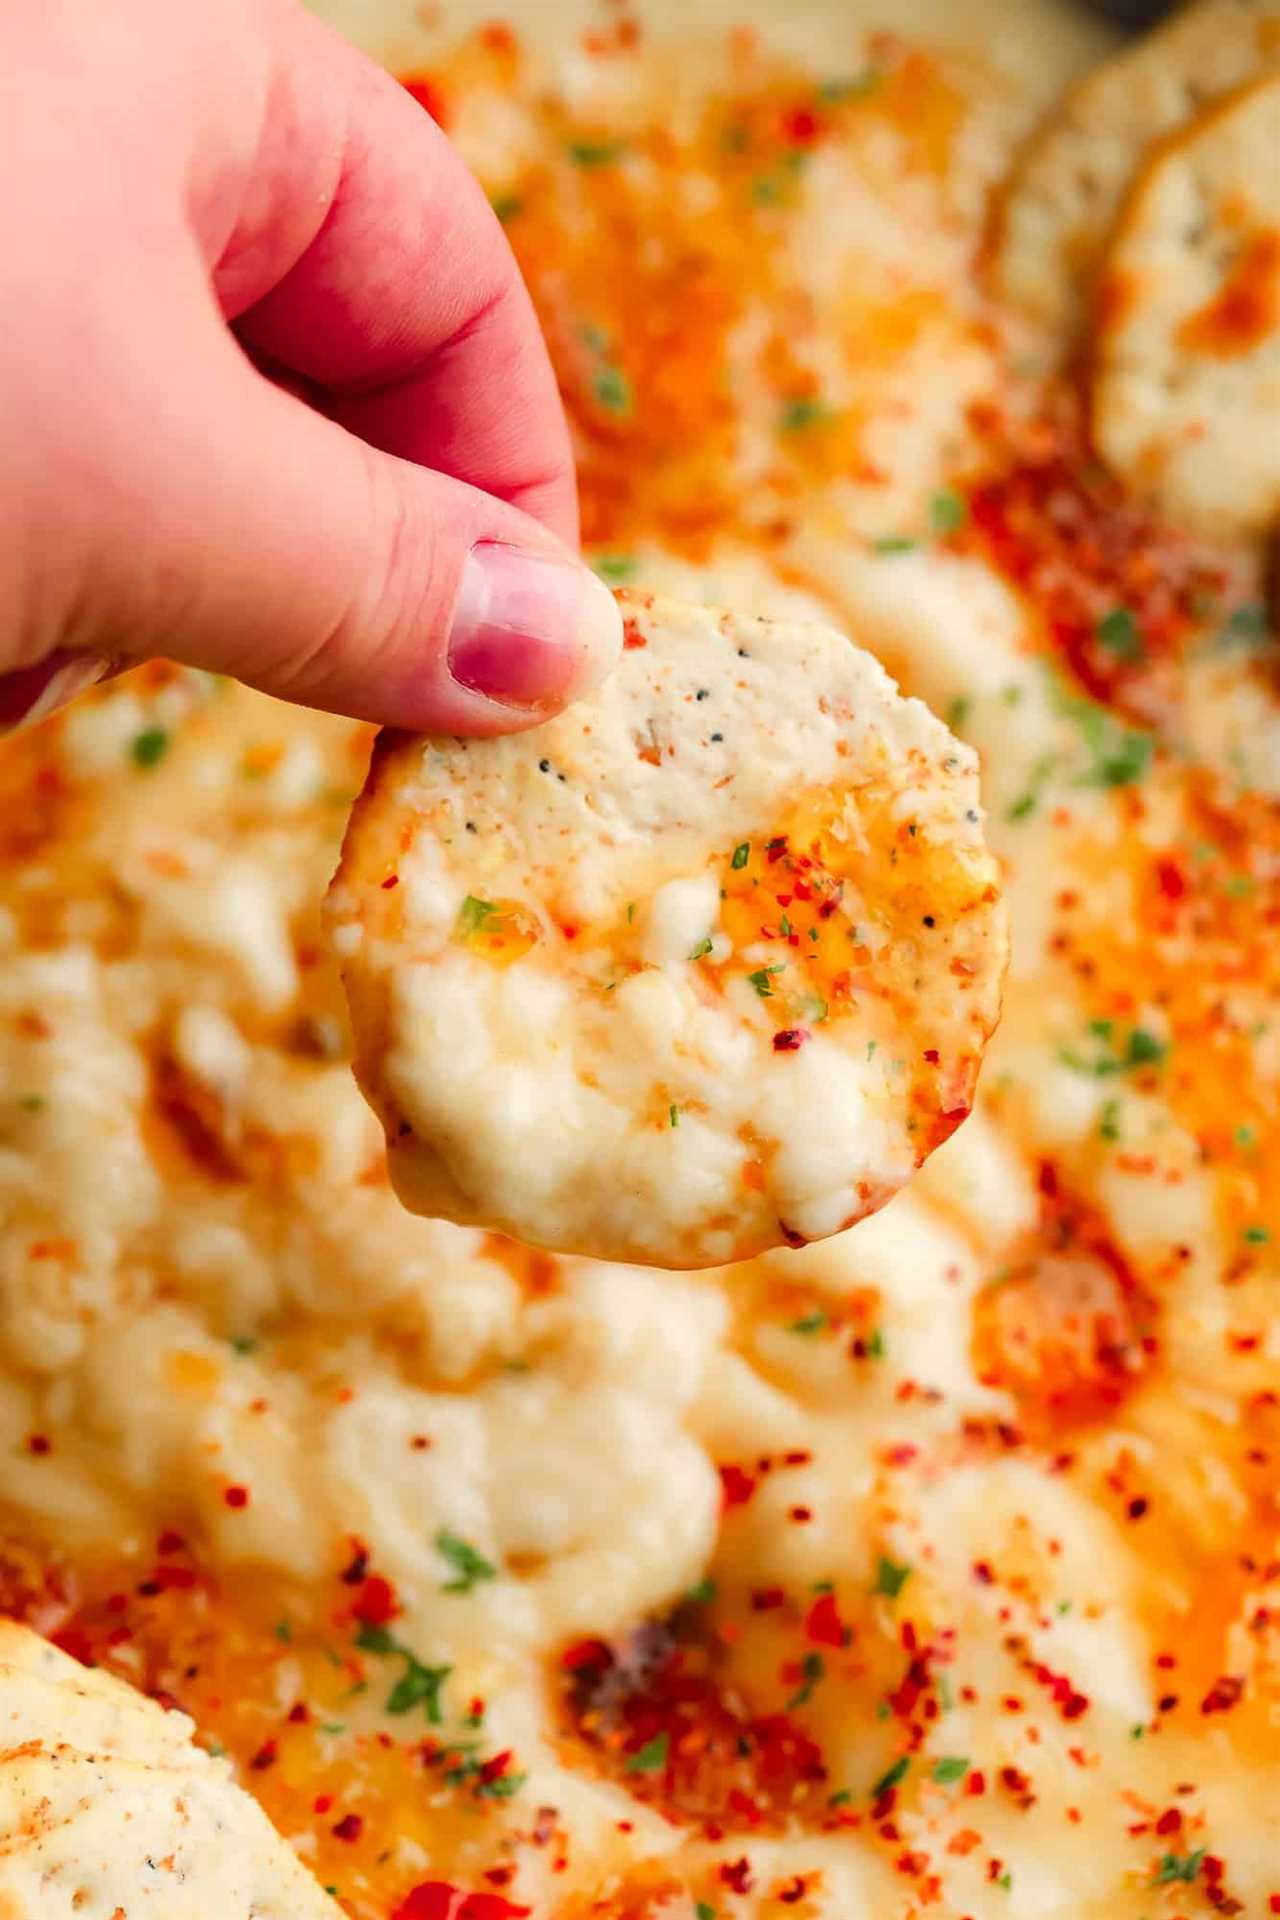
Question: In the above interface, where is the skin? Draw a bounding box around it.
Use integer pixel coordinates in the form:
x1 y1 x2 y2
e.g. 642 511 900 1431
0 0 621 733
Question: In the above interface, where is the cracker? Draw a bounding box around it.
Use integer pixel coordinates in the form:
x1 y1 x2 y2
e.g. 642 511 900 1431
328 591 1007 1268
1092 70 1280 534
992 0 1280 345
0 1627 340 1917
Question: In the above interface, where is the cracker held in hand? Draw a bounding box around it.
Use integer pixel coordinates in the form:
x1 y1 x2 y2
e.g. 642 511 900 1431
993 0 1280 347
329 592 1008 1268
0 1623 341 1918
1092 69 1280 536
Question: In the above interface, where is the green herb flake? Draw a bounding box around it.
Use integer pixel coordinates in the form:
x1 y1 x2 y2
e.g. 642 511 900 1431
489 193 522 222
456 895 497 937
873 535 916 556
669 1104 681 1128
477 1769 527 1800
17 1094 44 1113
731 841 750 869
780 396 831 432
593 552 636 583
819 69 882 101
593 363 632 414
931 1755 969 1784
230 1335 257 1356
696 1904 718 1920
685 1576 718 1607
1099 1098 1121 1143
788 1309 828 1335
274 1620 293 1643
874 1556 911 1599
131 727 170 770
748 965 783 997
866 1328 885 1358
1062 1024 1166 1079
1152 1848 1206 1886
1097 607 1144 660
787 1650 826 1710
1216 602 1268 649
929 489 967 535
946 695 972 731
436 1529 498 1594
1243 1224 1270 1245
356 1621 451 1724
870 1754 910 1798
568 137 628 168
688 936 714 961
997 1872 1013 1892
625 1731 670 1774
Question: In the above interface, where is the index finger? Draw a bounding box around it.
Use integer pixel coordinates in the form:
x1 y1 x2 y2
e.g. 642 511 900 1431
213 1 578 543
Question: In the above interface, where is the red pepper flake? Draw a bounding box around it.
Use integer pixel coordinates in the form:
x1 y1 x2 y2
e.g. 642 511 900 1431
393 1892 532 1920
967 1768 987 1797
156 1529 186 1556
719 1463 758 1508
332 1812 364 1843
766 838 789 863
1126 1496 1149 1521
354 1574 400 1627
806 1592 852 1648
223 1484 250 1510
1155 1808 1183 1836
773 1028 808 1052
561 1637 613 1675
751 1586 786 1611
622 619 647 649
24 1433 50 1455
381 874 400 890
1201 1674 1245 1715
479 1749 515 1786
250 1738 279 1771
720 1858 755 1894
288 1702 310 1725
789 1505 813 1523
782 104 822 144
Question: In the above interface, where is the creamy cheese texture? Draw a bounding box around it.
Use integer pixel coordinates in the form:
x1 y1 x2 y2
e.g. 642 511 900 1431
0 4 1278 1919
330 594 1006 1266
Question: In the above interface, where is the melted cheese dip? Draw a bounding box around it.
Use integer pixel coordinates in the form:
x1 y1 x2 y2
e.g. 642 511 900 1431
0 6 1277 1919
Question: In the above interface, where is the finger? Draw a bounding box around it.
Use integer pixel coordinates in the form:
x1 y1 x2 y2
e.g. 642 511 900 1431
94 324 619 733
213 2 577 544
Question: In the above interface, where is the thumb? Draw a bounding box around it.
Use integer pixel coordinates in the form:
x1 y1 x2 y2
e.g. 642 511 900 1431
102 350 622 734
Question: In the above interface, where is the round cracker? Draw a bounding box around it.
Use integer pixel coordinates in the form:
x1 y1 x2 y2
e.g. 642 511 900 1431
992 0 1280 345
1092 70 1280 535
328 591 1007 1269
0 1625 341 1918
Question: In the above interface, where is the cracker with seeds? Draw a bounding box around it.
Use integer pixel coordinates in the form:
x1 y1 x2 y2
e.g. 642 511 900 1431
328 592 1007 1269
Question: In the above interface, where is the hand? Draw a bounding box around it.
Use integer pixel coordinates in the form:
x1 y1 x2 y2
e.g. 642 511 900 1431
0 0 621 732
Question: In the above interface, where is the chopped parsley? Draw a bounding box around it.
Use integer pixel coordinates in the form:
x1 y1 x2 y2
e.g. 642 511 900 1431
1006 752 1057 822
873 535 916 555
688 936 714 961
456 894 496 937
593 363 632 414
1058 692 1153 788
592 552 636 582
1243 1224 1270 1244
873 1555 912 1599
931 1755 969 1784
355 1622 450 1723
866 1327 885 1359
1061 1020 1166 1077
946 694 971 731
786 1650 826 1710
568 137 628 167
818 69 882 100
17 1094 44 1112
789 1309 829 1335
1097 606 1143 660
731 841 750 869
435 1530 497 1594
1099 1098 1121 1143
870 1754 910 1798
1152 1848 1206 1886
669 1104 681 1128
489 192 522 222
131 727 170 769
625 1731 669 1774
685 1576 718 1606
780 396 831 431
748 964 784 996
1216 601 1268 649
929 488 967 535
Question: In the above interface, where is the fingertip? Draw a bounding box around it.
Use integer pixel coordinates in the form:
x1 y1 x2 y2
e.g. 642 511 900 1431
440 541 622 728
